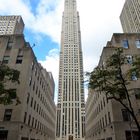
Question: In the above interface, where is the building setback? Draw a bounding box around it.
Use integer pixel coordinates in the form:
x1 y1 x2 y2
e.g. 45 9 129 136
120 0 140 33
0 16 56 140
56 0 85 140
86 33 140 140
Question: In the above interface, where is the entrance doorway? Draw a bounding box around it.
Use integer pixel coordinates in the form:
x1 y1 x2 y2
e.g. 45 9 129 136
69 135 73 140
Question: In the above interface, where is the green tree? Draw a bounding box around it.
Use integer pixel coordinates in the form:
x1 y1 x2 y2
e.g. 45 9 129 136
0 64 20 105
88 48 140 137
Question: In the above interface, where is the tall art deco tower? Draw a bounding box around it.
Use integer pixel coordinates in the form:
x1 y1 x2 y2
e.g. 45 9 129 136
56 0 85 140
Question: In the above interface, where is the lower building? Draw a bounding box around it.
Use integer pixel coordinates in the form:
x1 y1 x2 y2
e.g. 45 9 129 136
0 34 56 140
85 33 140 140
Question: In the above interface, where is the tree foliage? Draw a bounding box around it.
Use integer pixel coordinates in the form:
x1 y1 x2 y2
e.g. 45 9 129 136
88 48 140 135
89 49 129 99
0 65 20 105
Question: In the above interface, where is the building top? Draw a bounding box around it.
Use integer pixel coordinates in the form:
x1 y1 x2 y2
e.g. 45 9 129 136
0 15 24 35
0 15 22 20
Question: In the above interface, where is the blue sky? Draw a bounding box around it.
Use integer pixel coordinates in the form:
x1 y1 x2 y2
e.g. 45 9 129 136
0 0 125 103
24 29 58 60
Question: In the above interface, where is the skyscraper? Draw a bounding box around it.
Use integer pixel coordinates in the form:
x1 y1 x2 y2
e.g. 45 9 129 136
56 0 85 140
120 0 140 33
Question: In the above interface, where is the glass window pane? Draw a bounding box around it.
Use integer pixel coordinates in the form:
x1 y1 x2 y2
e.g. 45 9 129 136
2 56 10 64
123 40 129 48
16 55 23 64
132 71 138 81
4 109 12 121
122 109 130 121
126 55 133 64
135 40 140 48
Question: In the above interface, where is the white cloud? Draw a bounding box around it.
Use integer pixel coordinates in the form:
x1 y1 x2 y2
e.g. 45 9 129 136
78 0 125 71
0 0 126 102
30 0 63 42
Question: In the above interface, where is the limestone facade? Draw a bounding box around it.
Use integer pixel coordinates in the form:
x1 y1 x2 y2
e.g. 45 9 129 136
86 33 140 140
0 34 56 140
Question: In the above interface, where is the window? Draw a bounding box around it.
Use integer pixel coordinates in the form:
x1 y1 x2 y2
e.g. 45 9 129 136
31 62 34 70
34 101 36 110
4 109 12 121
135 40 140 48
106 138 112 140
102 117 105 127
103 97 105 106
8 89 17 99
27 93 30 104
2 56 10 64
32 117 34 127
0 130 8 140
105 114 107 126
134 88 140 99
125 131 139 140
122 109 130 121
28 115 31 125
126 55 133 64
108 112 111 123
135 93 140 99
21 137 28 140
131 71 138 81
7 41 13 49
35 119 37 128
30 97 33 107
122 40 129 48
33 82 35 91
23 112 27 123
37 104 39 112
29 77 32 86
119 92 126 99
16 55 23 64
